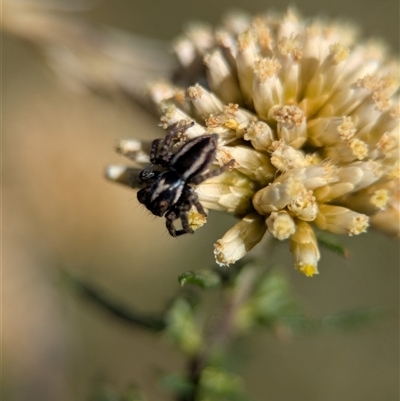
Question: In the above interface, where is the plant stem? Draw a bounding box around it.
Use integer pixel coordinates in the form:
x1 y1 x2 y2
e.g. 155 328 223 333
62 271 166 331
178 258 269 400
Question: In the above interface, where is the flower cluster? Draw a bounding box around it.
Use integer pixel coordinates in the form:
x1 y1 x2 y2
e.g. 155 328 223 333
108 9 399 276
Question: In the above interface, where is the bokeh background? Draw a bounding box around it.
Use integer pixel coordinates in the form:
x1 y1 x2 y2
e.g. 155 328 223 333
3 0 399 400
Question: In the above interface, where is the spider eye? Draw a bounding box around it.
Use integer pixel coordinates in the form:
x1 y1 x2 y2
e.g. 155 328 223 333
139 169 158 181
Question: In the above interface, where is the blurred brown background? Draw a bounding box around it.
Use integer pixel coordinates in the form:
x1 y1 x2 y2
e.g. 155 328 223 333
3 1 399 400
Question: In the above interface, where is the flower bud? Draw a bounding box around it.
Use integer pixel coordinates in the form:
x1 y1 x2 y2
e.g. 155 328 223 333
266 211 296 240
314 205 369 235
290 221 320 277
214 213 266 266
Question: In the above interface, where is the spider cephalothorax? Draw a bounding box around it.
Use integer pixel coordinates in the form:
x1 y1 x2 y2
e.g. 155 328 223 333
137 121 233 236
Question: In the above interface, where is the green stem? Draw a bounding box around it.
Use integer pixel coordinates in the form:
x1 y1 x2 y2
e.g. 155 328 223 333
62 271 166 332
178 244 272 400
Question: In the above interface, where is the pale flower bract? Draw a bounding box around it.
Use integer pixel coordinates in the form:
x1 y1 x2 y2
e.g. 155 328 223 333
108 9 400 276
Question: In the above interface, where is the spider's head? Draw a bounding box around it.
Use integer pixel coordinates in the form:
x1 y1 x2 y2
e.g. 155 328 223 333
137 171 184 217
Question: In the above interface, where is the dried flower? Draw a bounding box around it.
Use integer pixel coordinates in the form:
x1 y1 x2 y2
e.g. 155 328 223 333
107 9 399 276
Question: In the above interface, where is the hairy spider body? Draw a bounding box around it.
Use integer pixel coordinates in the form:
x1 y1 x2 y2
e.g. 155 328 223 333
137 122 232 236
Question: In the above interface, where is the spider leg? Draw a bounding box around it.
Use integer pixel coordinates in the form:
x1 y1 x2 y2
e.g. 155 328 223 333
156 121 196 164
165 185 198 236
176 211 194 236
166 121 195 136
193 198 206 216
165 206 194 237
150 137 175 167
190 159 235 185
165 212 178 237
149 138 163 164
186 188 206 216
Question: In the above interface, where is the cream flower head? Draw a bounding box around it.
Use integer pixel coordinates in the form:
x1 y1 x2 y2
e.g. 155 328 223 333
108 9 399 276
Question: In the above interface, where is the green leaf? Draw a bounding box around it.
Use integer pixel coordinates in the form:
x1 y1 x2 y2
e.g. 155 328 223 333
198 367 253 401
236 271 301 331
165 298 203 354
316 232 348 257
178 270 221 289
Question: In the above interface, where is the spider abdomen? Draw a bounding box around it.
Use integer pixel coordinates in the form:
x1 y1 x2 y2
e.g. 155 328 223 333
171 134 218 180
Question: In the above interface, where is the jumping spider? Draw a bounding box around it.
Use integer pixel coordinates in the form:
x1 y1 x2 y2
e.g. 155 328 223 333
137 121 234 237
